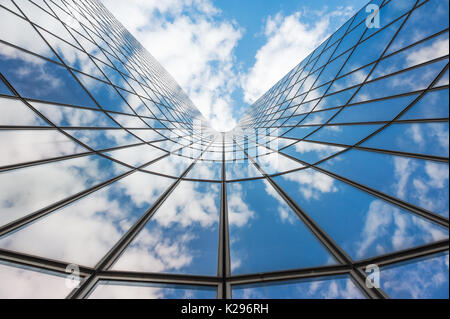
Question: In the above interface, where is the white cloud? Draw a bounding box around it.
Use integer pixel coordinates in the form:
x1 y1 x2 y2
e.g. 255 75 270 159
227 183 255 227
356 199 447 259
241 7 355 104
282 168 338 200
102 0 242 132
406 37 449 67
0 262 73 299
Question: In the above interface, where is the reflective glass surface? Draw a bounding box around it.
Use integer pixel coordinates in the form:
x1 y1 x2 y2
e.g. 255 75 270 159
112 181 220 275
274 168 448 260
0 172 172 266
0 260 75 299
88 281 216 299
232 275 365 299
0 0 447 299
380 253 449 299
228 179 336 275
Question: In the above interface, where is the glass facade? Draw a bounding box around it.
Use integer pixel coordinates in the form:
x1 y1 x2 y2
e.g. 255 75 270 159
0 0 448 299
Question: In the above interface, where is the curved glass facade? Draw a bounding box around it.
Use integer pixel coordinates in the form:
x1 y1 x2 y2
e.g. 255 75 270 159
0 0 448 299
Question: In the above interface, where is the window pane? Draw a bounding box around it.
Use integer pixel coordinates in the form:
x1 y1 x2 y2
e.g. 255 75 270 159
226 159 262 180
31 101 118 127
0 260 73 298
112 181 220 275
0 8 57 60
380 253 449 299
0 129 86 167
185 160 222 181
0 43 96 107
282 141 345 164
65 129 140 150
362 122 449 157
143 154 193 177
0 97 48 126
319 149 449 217
274 168 448 260
0 172 173 266
232 275 364 299
228 179 336 275
103 144 166 167
0 154 128 226
88 281 216 299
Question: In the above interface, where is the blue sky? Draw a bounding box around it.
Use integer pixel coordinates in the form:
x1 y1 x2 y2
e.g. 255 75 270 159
102 0 369 131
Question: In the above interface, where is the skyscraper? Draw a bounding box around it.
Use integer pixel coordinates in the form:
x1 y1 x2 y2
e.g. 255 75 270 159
0 0 448 299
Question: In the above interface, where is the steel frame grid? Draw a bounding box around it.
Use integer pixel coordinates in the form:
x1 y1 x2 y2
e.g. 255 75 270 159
0 0 448 299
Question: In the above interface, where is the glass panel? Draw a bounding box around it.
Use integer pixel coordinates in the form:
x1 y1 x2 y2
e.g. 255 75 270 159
315 87 357 111
0 154 128 226
362 0 415 40
88 281 216 299
0 172 173 266
118 89 152 116
282 126 318 139
362 122 449 157
282 141 345 164
252 151 304 175
103 144 166 167
434 68 449 87
0 96 48 126
19 0 78 46
306 124 383 145
65 129 140 150
75 33 111 67
0 8 57 60
0 129 86 167
228 179 336 275
226 159 262 180
143 154 193 177
332 19 366 59
0 42 96 107
129 129 164 142
380 253 449 299
74 72 133 113
41 29 105 79
353 59 448 103
274 168 448 260
31 101 118 127
0 0 24 16
112 181 220 275
184 160 222 180
330 95 418 124
400 89 449 120
314 51 351 88
0 260 73 298
0 77 12 95
370 32 449 80
339 17 405 76
109 113 148 128
387 0 449 54
319 149 449 217
100 64 132 91
328 64 373 94
302 109 339 125
232 275 364 299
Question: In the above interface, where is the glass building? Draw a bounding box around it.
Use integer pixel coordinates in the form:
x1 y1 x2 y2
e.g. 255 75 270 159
0 0 448 299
